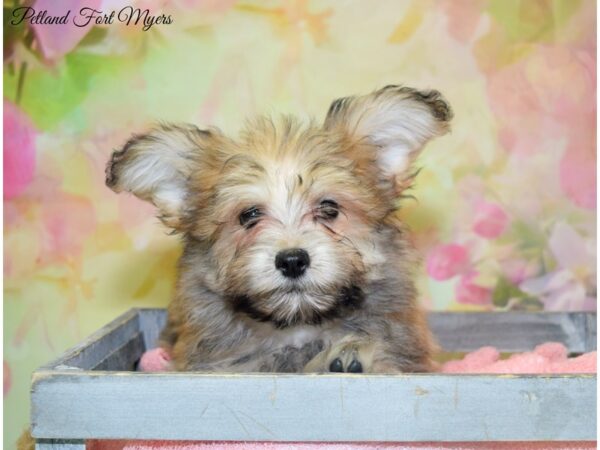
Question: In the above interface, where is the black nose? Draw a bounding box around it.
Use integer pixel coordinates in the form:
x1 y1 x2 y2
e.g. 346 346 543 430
275 248 310 278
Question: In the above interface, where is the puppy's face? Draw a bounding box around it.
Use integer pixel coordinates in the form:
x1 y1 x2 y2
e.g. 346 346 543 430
107 86 452 327
204 121 387 327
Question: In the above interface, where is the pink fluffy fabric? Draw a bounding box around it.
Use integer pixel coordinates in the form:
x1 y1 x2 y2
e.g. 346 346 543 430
139 343 597 374
139 348 173 372
441 342 596 374
88 441 596 450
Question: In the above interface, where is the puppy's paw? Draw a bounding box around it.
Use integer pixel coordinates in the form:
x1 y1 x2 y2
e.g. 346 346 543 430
327 341 371 373
304 337 379 373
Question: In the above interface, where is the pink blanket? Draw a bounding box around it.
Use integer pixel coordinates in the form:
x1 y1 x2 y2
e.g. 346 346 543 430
138 342 596 374
88 441 596 450
441 342 596 374
88 343 596 450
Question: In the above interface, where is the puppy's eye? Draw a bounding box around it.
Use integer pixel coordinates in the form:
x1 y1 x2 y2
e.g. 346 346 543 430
317 199 339 220
239 206 264 228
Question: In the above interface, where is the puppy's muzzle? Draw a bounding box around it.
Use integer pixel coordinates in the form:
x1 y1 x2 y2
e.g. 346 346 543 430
275 248 310 278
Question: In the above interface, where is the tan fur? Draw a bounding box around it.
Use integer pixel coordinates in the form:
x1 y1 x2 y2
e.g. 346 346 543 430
17 430 34 450
107 85 453 373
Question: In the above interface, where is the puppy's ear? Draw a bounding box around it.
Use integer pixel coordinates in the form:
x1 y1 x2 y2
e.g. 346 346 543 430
324 85 452 180
106 123 218 230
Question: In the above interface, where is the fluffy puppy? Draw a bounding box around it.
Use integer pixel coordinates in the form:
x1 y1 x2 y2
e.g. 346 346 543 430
106 85 452 373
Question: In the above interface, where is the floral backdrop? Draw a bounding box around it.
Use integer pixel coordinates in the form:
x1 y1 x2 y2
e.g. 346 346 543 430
3 0 596 446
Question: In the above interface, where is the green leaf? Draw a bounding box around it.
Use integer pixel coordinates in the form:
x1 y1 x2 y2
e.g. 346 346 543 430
4 51 131 131
487 0 581 44
4 6 28 59
77 26 109 48
492 276 527 308
510 220 546 251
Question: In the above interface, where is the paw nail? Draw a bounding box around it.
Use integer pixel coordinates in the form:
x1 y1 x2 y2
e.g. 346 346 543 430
329 358 344 372
347 359 363 373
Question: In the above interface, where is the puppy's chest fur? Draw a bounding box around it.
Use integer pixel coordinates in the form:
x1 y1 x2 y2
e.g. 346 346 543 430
237 322 332 372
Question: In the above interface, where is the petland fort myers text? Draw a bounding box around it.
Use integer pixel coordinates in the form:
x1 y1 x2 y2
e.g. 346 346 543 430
10 6 172 32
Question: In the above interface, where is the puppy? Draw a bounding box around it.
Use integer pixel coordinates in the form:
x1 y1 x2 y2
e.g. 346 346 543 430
106 85 452 373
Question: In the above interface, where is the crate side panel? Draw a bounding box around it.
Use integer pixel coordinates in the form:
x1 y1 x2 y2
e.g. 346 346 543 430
584 313 597 352
40 309 141 370
31 373 596 442
428 312 596 353
35 439 86 450
92 333 145 371
138 309 168 350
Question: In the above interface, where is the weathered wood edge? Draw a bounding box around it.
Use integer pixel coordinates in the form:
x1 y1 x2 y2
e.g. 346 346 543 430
31 371 597 442
584 312 597 352
35 439 85 450
31 369 598 380
92 332 145 371
427 311 597 353
38 308 141 370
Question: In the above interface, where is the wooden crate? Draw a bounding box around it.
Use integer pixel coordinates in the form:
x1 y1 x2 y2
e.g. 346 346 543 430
31 308 597 449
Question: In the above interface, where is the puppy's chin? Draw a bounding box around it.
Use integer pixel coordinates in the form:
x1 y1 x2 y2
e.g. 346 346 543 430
228 284 365 329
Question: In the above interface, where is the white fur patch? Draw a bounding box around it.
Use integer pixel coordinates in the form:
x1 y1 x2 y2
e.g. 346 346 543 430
353 99 442 176
116 129 199 218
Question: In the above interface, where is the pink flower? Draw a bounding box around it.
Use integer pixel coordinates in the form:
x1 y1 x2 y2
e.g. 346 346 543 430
486 46 594 156
31 0 101 61
4 100 36 200
559 130 596 210
502 258 539 285
520 222 595 311
426 244 469 281
455 272 491 305
3 360 10 396
472 201 509 239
